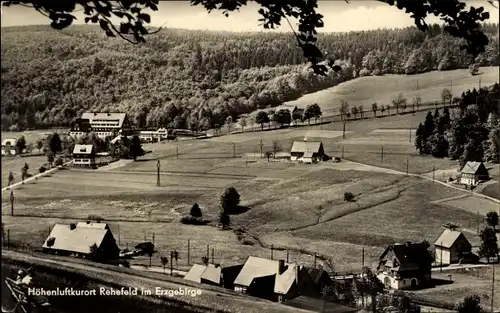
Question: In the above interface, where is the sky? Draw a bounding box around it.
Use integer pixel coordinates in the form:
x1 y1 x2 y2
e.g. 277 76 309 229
1 1 498 33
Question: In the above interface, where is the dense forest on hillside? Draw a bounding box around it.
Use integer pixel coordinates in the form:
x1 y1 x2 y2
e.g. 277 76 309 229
1 24 499 131
415 83 500 165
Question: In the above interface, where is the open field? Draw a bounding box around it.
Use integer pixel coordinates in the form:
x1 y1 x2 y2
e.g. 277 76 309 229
439 195 500 216
1 129 68 144
2 103 495 274
281 67 499 115
1 155 49 188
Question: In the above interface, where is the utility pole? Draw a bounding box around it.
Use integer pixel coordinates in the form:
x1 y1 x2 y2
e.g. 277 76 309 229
259 138 263 159
492 265 495 313
341 146 344 159
187 239 190 266
10 190 14 216
361 247 365 308
416 80 419 91
286 250 289 263
432 165 435 182
271 244 274 260
342 122 346 139
450 80 453 94
406 157 409 175
477 212 480 234
381 146 384 162
206 244 210 260
152 232 155 245
211 248 214 264
409 128 412 143
170 251 173 276
156 160 161 187
233 143 236 158
176 146 179 159
314 253 317 268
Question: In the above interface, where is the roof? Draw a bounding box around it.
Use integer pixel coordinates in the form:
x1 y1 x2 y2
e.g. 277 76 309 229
285 296 359 313
233 256 297 293
291 141 323 154
302 266 328 285
434 229 469 249
380 242 432 269
184 264 207 283
200 264 222 284
42 224 109 254
73 144 94 155
76 222 109 229
2 138 17 146
81 112 127 128
460 161 485 174
274 264 297 295
303 152 314 158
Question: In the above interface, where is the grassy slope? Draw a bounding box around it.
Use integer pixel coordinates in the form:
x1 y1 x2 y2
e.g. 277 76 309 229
282 67 499 115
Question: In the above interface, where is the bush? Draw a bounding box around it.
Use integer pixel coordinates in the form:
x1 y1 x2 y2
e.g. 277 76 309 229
39 166 46 173
55 157 64 166
190 203 202 218
87 215 103 222
180 216 206 225
242 239 255 246
344 192 355 202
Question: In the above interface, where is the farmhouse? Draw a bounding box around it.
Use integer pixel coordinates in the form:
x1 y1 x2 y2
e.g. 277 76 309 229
233 257 299 302
292 106 305 121
69 112 132 139
72 144 96 168
1 138 17 156
290 140 325 164
184 263 244 290
42 223 119 260
377 242 432 290
434 229 473 265
138 128 170 142
459 161 489 187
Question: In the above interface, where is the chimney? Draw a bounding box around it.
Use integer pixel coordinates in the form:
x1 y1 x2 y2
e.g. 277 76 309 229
295 265 299 285
278 260 285 275
69 223 77 230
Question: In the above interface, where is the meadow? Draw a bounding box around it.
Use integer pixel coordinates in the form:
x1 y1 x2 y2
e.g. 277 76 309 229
281 67 499 115
2 69 498 275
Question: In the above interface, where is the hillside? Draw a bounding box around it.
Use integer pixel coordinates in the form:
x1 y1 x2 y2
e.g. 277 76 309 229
1 24 498 131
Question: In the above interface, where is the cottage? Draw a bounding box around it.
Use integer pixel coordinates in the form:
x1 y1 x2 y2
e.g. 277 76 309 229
1 138 17 156
434 229 473 265
290 140 325 163
70 112 132 139
297 266 336 300
42 223 119 260
377 242 432 290
233 257 299 302
72 144 96 168
292 106 305 121
459 161 489 187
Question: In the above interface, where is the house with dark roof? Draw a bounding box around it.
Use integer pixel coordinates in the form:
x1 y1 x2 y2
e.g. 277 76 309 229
42 223 119 260
290 140 325 164
297 266 336 300
233 257 300 302
459 161 489 187
434 229 474 265
72 144 96 168
292 106 305 122
376 242 433 290
70 112 132 140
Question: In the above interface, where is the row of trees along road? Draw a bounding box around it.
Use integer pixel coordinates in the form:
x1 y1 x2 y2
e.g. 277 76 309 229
1 23 498 132
415 83 500 166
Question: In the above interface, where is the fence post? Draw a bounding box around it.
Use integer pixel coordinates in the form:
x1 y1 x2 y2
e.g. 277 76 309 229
187 239 190 266
7 229 10 248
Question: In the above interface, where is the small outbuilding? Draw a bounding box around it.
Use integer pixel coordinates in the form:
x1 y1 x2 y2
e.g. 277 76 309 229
290 140 325 164
434 229 473 265
72 144 96 168
459 161 489 187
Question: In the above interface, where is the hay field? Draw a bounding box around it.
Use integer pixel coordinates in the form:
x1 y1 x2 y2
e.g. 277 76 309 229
282 67 499 115
439 195 500 216
1 155 48 188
